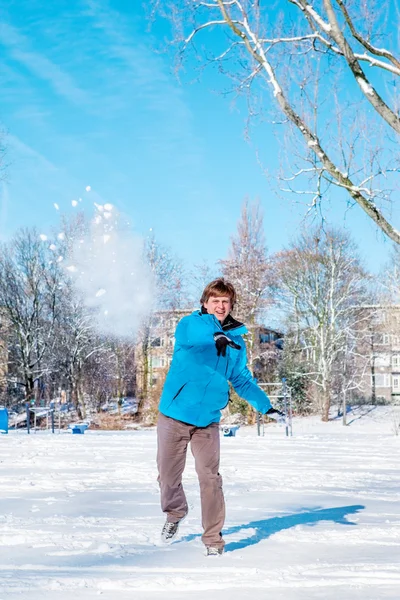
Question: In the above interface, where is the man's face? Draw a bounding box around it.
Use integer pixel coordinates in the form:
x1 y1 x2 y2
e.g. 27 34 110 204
203 295 232 322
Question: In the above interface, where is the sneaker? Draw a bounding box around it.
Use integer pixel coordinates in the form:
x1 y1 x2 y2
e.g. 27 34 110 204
161 512 187 544
205 546 224 556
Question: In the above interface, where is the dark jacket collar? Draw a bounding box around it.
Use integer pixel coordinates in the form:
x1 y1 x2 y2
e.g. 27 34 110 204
200 306 245 332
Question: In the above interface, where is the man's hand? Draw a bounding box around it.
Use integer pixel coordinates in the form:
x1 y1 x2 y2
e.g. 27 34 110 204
265 407 285 422
213 332 241 357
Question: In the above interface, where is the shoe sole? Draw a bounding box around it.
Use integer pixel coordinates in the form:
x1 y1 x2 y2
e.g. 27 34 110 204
161 512 188 545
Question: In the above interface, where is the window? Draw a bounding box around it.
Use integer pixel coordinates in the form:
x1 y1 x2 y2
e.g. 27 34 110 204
392 336 400 346
372 373 391 388
374 354 390 367
393 376 400 390
151 337 165 348
383 334 390 345
152 356 166 369
392 355 400 369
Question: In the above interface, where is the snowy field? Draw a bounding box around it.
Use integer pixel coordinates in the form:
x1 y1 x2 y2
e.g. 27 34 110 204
1 407 399 600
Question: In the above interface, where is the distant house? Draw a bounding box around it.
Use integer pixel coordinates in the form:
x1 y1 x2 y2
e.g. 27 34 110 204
258 327 284 349
354 305 400 404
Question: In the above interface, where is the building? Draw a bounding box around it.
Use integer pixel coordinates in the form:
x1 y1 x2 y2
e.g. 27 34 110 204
356 305 400 404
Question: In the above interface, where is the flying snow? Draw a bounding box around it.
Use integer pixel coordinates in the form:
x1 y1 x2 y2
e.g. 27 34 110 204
86 185 91 192
54 203 60 210
67 204 153 337
39 234 48 241
71 200 78 207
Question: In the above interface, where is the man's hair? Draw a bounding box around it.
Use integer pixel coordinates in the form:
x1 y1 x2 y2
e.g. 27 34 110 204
200 278 237 307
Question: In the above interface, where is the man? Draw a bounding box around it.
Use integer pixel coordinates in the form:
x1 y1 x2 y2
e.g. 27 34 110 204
157 278 282 556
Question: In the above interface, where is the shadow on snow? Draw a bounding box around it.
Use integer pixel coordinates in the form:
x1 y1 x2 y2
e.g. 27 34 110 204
179 504 365 553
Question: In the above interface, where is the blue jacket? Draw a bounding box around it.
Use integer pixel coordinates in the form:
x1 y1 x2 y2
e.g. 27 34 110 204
159 310 272 427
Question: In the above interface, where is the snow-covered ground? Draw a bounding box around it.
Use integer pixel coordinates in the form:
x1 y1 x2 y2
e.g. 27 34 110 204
1 406 399 600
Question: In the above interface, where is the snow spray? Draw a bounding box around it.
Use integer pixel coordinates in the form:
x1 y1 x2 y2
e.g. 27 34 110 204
67 202 154 337
42 189 154 338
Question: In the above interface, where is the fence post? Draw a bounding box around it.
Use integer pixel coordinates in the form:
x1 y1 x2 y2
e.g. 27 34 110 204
282 378 289 437
26 403 30 434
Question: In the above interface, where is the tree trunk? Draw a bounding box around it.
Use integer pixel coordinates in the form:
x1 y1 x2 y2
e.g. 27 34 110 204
25 373 35 403
321 385 331 422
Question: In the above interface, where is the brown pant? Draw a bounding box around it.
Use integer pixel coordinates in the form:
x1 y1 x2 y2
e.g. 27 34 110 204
157 413 225 549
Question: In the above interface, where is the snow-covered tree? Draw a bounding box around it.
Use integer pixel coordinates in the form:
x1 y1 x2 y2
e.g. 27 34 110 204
154 0 400 244
220 199 272 366
0 228 63 401
136 233 184 404
273 227 369 421
219 199 272 423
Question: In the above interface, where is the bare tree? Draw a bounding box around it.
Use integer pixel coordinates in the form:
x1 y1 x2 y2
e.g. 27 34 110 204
190 260 217 306
136 233 185 403
220 199 271 366
50 214 112 418
53 284 109 419
272 227 369 421
153 1 400 243
0 228 62 402
219 199 272 423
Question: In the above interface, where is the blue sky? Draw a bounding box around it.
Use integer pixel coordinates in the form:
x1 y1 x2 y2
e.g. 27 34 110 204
0 0 397 277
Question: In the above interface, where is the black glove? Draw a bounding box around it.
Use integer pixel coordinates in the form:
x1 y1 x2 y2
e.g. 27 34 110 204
213 332 241 357
265 407 285 421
